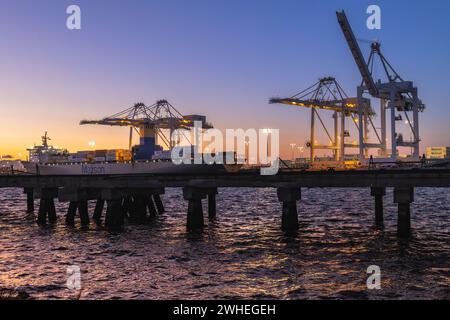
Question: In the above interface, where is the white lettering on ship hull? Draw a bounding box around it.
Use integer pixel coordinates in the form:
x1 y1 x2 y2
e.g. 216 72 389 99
81 165 106 175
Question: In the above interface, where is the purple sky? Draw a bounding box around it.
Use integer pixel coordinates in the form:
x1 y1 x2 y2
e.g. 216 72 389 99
1 0 449 159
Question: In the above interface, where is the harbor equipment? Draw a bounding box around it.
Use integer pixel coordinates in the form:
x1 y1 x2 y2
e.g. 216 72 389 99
270 77 373 163
80 100 212 160
336 10 425 161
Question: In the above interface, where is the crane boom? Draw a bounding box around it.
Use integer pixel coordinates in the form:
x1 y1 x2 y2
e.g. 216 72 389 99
269 98 372 114
336 10 378 97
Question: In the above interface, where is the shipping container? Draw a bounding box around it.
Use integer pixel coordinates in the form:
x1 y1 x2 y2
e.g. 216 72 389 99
94 149 108 157
105 149 132 162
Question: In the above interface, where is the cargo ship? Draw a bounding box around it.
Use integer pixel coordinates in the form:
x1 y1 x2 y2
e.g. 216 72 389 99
22 101 243 175
22 132 234 175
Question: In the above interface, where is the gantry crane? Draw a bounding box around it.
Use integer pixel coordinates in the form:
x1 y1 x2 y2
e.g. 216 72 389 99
270 77 373 162
80 99 211 160
336 10 425 161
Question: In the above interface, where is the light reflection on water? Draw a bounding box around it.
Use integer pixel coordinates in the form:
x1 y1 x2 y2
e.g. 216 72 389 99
0 187 448 299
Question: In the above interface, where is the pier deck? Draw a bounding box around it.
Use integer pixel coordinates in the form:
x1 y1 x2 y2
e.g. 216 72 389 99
2 168 450 188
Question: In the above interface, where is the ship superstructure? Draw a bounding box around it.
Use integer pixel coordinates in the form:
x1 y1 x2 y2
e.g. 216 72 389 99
27 132 69 163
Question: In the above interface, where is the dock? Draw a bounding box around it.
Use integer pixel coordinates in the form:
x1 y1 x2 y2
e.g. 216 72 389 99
1 168 450 237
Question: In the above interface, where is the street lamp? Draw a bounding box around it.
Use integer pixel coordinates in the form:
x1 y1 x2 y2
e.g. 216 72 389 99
290 143 296 161
297 146 304 157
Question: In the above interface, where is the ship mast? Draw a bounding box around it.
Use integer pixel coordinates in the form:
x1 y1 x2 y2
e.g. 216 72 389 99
41 132 51 149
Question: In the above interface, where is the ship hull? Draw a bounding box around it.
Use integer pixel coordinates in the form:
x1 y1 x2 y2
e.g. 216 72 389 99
22 161 227 175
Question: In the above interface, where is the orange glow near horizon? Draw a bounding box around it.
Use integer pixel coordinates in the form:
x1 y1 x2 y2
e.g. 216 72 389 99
1 1 450 163
0 122 356 161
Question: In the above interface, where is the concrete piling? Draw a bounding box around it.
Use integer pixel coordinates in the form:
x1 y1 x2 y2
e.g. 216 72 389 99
19 182 418 237
127 196 138 222
105 199 124 231
394 187 414 238
65 200 89 226
37 198 47 225
153 194 165 214
24 188 34 213
66 201 78 226
183 187 206 231
102 189 125 231
371 187 386 227
132 195 148 223
281 201 298 231
93 198 105 223
27 193 35 213
104 200 112 227
208 192 217 220
78 200 90 226
113 199 124 229
36 188 58 225
59 188 99 226
397 202 411 237
121 196 132 220
187 198 204 230
277 187 301 232
37 198 56 225
146 195 158 217
47 198 57 224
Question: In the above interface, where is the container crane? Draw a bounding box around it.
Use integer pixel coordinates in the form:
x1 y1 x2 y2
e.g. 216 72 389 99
336 10 425 161
270 77 373 162
80 100 212 160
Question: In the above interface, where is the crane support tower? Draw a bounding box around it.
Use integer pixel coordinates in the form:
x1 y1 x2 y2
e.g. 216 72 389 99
337 10 425 162
270 77 373 163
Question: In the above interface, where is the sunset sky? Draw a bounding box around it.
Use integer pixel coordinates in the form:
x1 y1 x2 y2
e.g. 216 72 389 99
1 0 450 159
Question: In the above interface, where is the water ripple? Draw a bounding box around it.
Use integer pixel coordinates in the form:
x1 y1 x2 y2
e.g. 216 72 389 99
0 187 448 299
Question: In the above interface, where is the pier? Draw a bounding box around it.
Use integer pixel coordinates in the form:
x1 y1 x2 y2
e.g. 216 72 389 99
1 168 450 237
